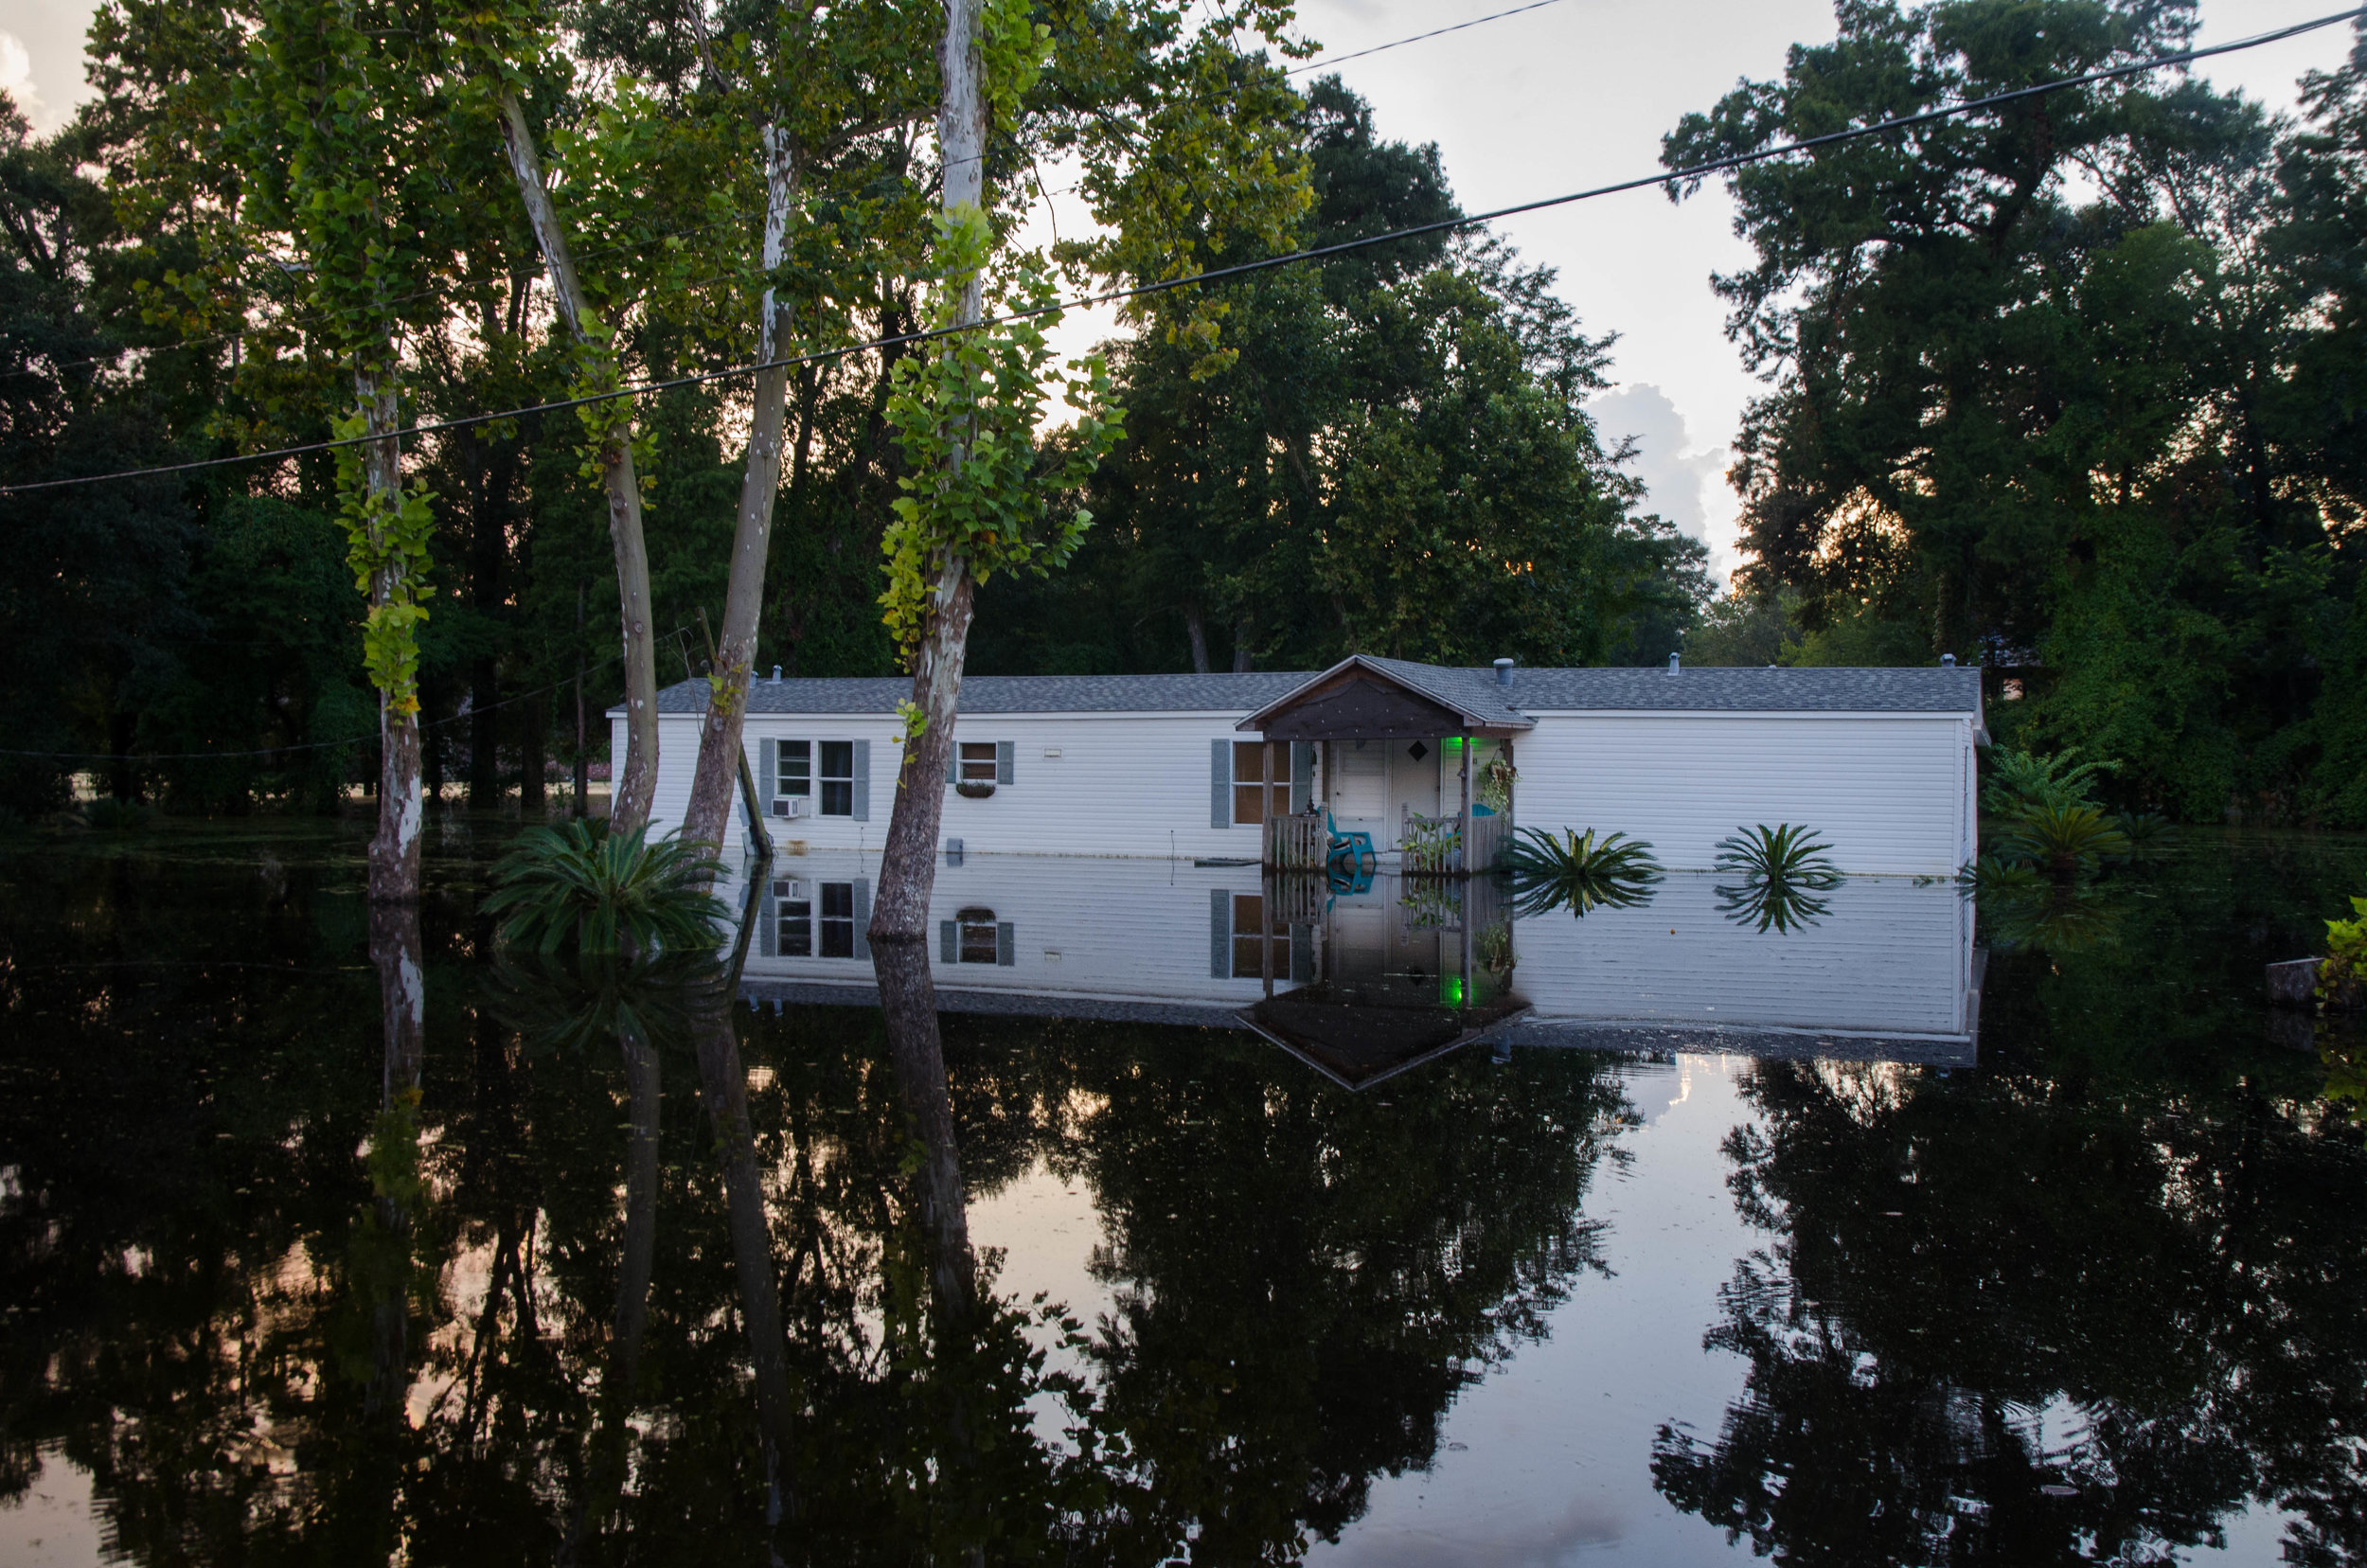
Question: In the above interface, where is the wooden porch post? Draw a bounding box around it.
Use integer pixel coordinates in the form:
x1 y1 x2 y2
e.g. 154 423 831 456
1458 730 1471 876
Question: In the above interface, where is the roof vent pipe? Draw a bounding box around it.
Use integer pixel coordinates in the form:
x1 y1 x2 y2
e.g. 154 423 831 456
772 665 783 682
1667 651 1680 674
1493 657 1515 687
1941 653 1955 667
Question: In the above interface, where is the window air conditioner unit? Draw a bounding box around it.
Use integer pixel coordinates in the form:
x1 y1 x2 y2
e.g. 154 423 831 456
773 796 811 819
772 878 810 900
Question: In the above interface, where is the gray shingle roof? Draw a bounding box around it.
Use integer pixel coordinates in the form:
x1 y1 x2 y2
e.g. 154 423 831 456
630 663 1984 720
1502 664 1983 714
643 670 1315 717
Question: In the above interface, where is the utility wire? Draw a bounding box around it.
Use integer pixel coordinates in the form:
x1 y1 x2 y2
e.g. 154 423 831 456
0 627 686 761
1284 0 1565 74
5 4 2357 501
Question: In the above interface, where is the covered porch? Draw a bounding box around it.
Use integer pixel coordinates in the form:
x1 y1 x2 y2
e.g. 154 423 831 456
1234 656 1531 877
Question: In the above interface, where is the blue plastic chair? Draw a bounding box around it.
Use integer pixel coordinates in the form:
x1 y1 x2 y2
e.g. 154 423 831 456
1325 809 1377 873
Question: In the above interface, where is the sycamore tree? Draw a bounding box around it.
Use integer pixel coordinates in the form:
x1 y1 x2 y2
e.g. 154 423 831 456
217 0 478 899
867 0 1313 942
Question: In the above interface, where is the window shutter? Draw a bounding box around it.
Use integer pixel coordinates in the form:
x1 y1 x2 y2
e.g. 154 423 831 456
1290 924 1315 983
1209 887 1230 977
938 920 957 965
996 921 1014 967
946 745 958 785
1211 739 1230 829
852 879 871 961
996 740 1014 786
851 739 870 820
758 737 775 803
1290 741 1314 814
759 879 777 958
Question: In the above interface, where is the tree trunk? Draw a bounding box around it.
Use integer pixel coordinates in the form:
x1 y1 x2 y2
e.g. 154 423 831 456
690 981 797 1531
683 127 799 860
869 0 988 946
494 89 659 838
519 688 546 814
1232 615 1255 673
363 898 423 1420
573 580 591 819
1184 600 1211 674
359 366 424 902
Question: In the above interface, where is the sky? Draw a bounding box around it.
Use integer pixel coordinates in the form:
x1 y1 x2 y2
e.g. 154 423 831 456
1 0 2357 585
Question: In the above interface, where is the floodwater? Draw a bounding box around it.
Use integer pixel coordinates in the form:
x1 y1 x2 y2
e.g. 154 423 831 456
1 820 2362 1566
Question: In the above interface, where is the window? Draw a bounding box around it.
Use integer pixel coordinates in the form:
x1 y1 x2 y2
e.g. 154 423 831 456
1233 740 1291 827
776 740 810 800
773 879 860 957
959 741 998 782
1231 892 1290 978
819 740 855 816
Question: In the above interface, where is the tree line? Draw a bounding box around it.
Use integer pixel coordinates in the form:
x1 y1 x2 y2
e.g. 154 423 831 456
3 0 2361 836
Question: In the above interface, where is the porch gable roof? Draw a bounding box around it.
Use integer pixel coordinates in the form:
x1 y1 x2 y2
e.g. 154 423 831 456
1235 655 1537 739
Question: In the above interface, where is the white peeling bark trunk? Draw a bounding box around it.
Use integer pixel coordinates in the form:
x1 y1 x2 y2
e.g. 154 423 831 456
495 90 660 836
357 365 423 903
682 126 800 862
869 0 988 945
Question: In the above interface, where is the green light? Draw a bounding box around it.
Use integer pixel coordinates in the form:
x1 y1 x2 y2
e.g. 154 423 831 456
1442 973 1466 1007
1445 737 1466 753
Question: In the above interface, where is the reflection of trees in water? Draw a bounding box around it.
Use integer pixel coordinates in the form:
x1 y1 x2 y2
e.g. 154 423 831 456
0 879 1636 1564
1654 1057 2367 1565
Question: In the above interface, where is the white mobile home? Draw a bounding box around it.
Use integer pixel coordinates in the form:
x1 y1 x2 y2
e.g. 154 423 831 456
619 654 1985 875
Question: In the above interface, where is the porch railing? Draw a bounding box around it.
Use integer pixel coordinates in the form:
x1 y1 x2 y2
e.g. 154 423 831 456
1397 807 1513 876
1265 812 1328 871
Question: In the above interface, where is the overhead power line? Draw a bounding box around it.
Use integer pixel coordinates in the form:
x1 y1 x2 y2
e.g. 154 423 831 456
1284 0 1566 75
5 4 2357 501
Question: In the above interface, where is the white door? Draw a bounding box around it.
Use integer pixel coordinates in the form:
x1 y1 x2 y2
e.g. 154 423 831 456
1331 740 1386 828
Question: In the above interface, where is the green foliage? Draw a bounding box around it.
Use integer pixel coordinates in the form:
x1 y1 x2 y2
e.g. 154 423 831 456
1684 587 1800 667
2323 896 2367 1005
1502 827 1663 918
330 414 436 716
1714 824 1842 933
879 207 1122 662
482 820 728 955
1664 0 2367 821
1994 801 2134 881
1982 745 2113 817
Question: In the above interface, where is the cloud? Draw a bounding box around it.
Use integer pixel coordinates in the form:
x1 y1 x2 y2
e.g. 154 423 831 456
1585 382 1738 580
0 32 47 130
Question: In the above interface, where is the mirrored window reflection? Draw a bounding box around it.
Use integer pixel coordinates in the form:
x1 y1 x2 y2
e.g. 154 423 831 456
774 880 858 957
819 881 856 957
958 911 999 964
1231 893 1290 978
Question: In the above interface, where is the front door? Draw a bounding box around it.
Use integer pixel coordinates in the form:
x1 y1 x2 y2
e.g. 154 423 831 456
1331 739 1386 837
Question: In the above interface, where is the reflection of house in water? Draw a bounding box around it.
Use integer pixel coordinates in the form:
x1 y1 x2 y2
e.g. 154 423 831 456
729 854 1981 1082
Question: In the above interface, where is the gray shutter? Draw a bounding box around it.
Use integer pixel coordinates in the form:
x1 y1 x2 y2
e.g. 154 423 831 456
1211 739 1231 829
759 879 776 958
996 921 1014 966
852 879 871 961
946 745 958 784
1290 924 1315 983
1210 888 1230 977
758 737 774 805
1290 741 1314 814
939 920 957 964
996 740 1014 786
851 739 870 821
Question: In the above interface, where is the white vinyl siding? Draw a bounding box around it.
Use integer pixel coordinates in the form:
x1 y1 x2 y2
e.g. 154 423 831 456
1513 711 1971 876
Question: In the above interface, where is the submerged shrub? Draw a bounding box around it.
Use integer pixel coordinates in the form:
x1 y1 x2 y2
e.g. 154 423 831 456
1983 745 2113 816
1713 824 1842 934
1503 827 1662 917
1993 801 2131 881
483 822 729 955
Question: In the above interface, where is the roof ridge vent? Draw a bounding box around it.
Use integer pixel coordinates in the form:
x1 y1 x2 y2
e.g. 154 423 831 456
1493 657 1515 687
1667 651 1680 674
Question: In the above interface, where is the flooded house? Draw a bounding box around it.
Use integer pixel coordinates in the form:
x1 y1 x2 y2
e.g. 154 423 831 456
626 653 1986 877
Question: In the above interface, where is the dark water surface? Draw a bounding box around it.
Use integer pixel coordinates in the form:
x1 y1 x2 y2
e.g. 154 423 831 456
2 821 2364 1565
